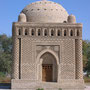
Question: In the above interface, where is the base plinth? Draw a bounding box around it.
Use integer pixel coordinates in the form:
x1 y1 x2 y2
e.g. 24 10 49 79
11 79 85 90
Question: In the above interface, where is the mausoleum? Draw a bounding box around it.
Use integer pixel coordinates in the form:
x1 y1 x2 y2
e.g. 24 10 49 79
12 0 85 90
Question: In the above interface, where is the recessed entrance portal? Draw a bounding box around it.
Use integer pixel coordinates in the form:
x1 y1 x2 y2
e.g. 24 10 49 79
41 52 57 82
42 64 53 82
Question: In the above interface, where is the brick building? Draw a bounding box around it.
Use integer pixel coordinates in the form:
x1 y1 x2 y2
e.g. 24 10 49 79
12 0 85 90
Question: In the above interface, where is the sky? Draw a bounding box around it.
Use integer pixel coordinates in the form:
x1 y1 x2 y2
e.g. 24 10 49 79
0 0 90 40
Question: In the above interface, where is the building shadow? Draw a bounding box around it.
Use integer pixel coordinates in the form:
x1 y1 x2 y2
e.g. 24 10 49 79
0 83 11 89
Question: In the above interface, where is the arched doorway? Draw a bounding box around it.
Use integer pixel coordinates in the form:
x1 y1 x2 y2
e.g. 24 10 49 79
40 52 57 82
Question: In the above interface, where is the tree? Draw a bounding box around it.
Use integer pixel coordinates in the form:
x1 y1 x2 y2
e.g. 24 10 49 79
82 40 88 71
0 34 12 75
85 41 90 76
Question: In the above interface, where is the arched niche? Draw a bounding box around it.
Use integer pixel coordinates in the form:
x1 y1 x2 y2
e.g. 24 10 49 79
36 49 59 82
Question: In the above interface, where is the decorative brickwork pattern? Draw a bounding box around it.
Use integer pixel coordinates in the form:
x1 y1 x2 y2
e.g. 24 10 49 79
21 38 37 79
12 38 19 79
75 39 83 79
22 38 32 63
63 40 75 64
22 64 36 79
36 45 59 58
61 64 75 79
61 39 75 79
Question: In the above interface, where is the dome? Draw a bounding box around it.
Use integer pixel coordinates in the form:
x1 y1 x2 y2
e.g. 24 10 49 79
21 0 69 23
67 14 76 23
18 13 27 22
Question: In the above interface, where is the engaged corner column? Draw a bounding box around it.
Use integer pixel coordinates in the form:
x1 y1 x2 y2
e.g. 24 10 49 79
75 39 83 79
12 38 19 79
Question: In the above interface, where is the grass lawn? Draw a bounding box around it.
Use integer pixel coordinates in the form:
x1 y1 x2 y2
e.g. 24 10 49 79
0 77 11 83
84 76 90 83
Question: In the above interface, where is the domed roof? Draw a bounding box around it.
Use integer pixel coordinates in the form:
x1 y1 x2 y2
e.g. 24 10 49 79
18 13 27 22
67 14 76 23
21 0 69 23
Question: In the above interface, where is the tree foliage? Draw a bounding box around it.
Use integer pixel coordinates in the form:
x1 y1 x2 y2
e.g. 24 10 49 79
83 40 88 70
0 34 12 75
83 40 90 75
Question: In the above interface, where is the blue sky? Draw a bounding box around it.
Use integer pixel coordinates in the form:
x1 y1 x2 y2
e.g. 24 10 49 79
0 0 90 40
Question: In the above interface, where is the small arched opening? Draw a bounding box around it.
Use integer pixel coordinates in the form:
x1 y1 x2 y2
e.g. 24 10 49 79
64 30 67 36
38 29 41 36
57 30 60 36
44 29 48 36
77 30 79 36
51 30 54 36
18 29 21 35
31 29 34 36
70 30 73 36
25 29 28 35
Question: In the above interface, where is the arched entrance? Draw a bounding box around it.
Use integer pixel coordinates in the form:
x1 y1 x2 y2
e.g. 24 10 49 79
40 52 57 82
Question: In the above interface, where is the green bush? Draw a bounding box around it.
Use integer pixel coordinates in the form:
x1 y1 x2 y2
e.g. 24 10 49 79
37 88 44 90
84 76 90 83
0 72 6 77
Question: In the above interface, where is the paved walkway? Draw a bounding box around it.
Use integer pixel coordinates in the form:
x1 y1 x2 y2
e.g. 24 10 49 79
85 83 90 90
0 85 90 90
85 86 90 90
0 87 90 90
